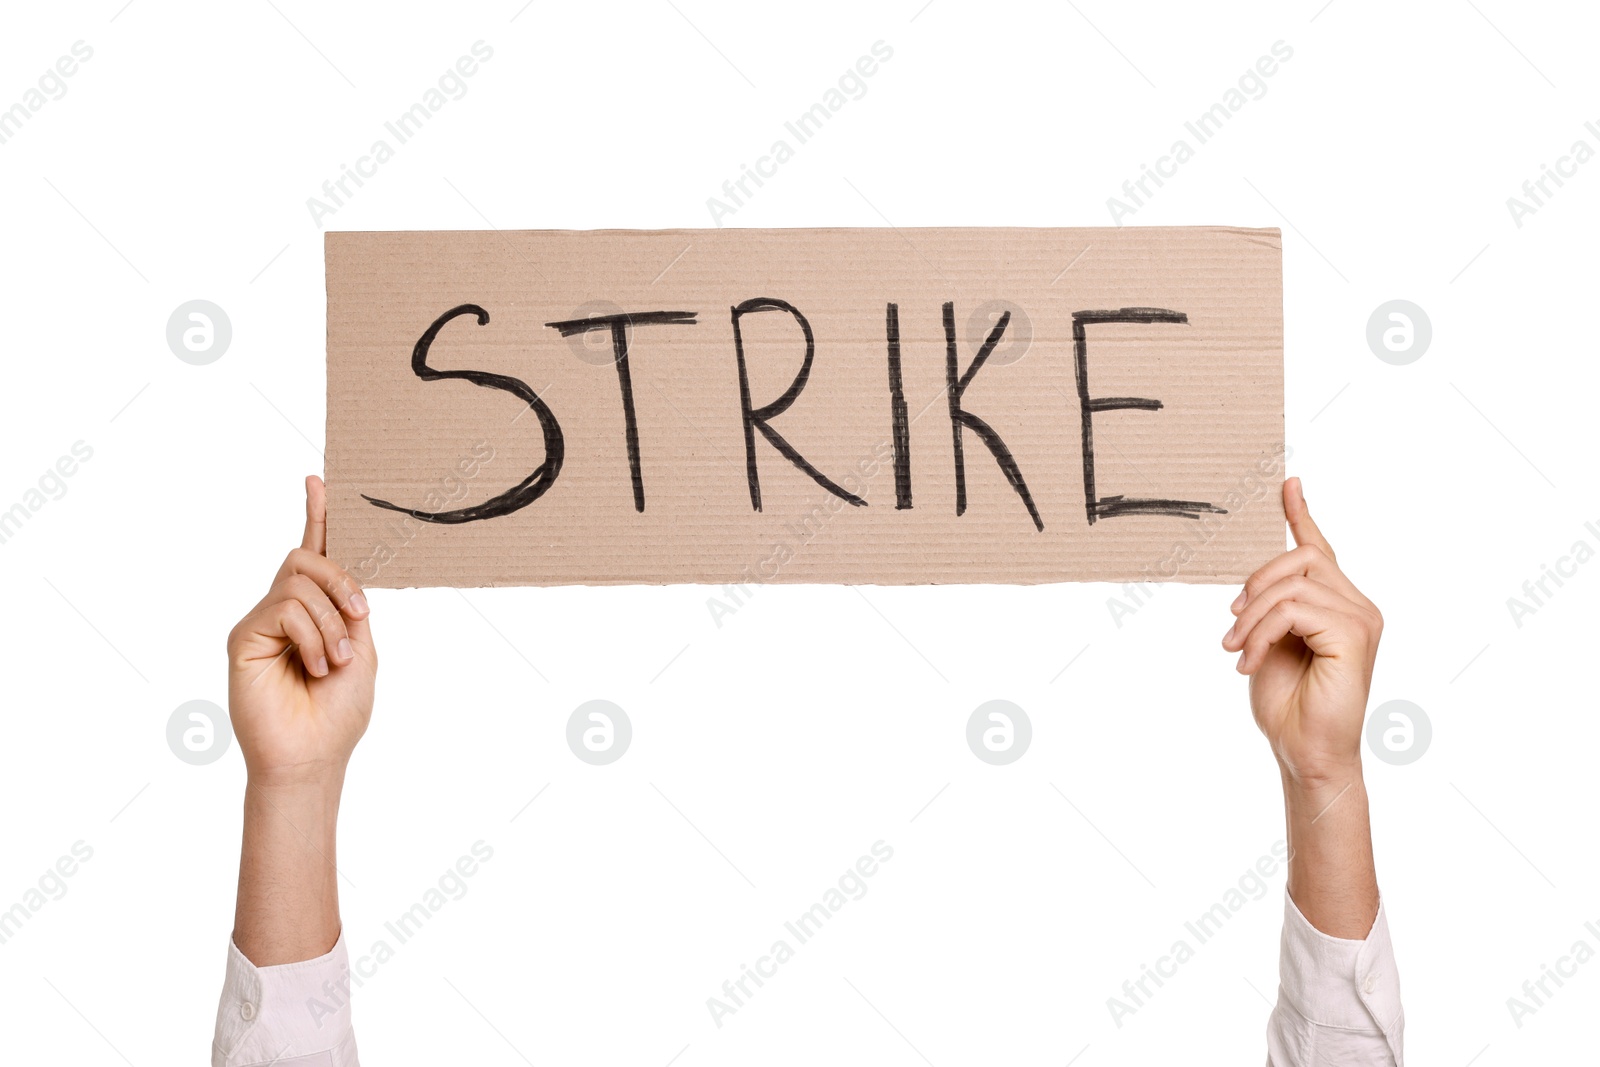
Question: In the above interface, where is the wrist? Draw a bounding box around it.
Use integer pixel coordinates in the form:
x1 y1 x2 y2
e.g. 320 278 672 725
1278 756 1363 798
243 766 345 842
1282 770 1366 824
246 759 348 801
1279 761 1371 865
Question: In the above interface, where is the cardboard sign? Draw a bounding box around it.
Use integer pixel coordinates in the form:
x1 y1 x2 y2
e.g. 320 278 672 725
325 227 1284 587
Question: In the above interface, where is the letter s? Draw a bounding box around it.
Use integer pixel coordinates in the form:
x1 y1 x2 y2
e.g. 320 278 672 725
363 304 564 524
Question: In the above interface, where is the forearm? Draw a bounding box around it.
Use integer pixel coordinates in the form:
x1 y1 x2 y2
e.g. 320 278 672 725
1267 766 1402 1065
1280 765 1379 939
233 771 346 965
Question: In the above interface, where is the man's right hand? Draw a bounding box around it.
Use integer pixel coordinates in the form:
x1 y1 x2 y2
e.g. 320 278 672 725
226 475 376 789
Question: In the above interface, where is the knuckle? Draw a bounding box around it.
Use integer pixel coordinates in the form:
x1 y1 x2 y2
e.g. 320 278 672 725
309 598 346 633
290 549 340 591
316 563 355 600
289 574 329 608
276 599 307 629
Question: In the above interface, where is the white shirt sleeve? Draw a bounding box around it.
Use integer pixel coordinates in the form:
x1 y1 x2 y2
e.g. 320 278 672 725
1266 889 1403 1066
213 932 360 1067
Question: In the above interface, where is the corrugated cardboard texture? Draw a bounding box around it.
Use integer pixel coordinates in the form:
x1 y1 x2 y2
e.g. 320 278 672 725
325 227 1285 587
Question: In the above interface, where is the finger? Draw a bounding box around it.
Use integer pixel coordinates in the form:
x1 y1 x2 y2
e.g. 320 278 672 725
344 610 375 663
277 547 370 619
1284 477 1336 562
1232 544 1371 616
1224 574 1347 652
301 475 327 556
275 599 330 677
282 573 353 667
1235 599 1348 675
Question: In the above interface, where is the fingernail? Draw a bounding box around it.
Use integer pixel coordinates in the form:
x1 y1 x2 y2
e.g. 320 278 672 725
338 638 353 661
1230 590 1246 612
350 592 369 615
1235 652 1246 673
315 656 329 675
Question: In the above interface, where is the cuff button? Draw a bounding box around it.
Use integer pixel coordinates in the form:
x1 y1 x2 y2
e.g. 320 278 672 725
240 1001 257 1021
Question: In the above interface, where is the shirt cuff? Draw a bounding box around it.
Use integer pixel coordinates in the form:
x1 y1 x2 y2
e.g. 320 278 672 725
213 932 360 1067
1271 889 1404 1065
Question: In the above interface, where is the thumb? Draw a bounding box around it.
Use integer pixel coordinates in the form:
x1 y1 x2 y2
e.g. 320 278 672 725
1284 476 1337 562
301 475 327 556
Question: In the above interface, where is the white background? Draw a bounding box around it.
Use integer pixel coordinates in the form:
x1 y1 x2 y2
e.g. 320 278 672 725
1 1 1595 1063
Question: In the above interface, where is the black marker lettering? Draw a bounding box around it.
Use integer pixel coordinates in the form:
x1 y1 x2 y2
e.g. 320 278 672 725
732 297 866 512
363 304 564 524
885 302 912 509
943 301 1042 532
544 310 698 512
1072 308 1226 524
